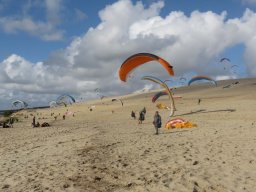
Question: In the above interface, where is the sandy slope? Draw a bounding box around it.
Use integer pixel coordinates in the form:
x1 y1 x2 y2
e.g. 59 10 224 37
1 78 256 192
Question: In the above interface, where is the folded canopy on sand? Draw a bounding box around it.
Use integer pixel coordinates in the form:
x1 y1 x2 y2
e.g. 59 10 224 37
165 118 197 129
156 103 170 110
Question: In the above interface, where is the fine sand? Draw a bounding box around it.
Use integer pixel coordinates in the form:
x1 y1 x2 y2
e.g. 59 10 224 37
1 78 256 192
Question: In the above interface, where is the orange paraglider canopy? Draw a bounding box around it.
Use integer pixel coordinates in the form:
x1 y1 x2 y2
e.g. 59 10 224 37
119 53 174 82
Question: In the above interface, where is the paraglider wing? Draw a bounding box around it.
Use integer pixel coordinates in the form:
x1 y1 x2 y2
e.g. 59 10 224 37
152 91 168 103
180 77 187 81
12 100 28 109
179 77 187 85
119 53 174 82
220 58 231 70
61 102 67 107
188 76 217 86
111 98 123 106
69 95 75 103
141 75 175 117
56 94 75 105
220 58 230 62
49 101 57 108
231 65 238 74
165 118 186 129
23 101 28 108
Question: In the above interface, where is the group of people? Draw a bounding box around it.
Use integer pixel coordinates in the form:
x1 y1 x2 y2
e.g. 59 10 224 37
1 117 15 128
131 107 147 124
32 110 71 127
131 107 162 135
32 116 50 128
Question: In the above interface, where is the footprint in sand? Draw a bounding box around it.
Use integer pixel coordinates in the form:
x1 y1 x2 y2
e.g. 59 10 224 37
193 161 199 165
2 184 10 189
162 178 172 187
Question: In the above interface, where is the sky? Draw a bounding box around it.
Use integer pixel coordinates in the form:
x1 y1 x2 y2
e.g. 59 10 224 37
1 0 256 109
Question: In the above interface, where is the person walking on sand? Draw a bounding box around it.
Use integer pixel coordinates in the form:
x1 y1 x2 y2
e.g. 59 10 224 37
198 98 201 105
142 107 146 114
131 111 136 119
32 116 36 127
153 111 162 135
138 111 145 124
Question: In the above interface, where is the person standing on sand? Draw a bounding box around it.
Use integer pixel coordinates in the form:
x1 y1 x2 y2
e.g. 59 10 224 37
32 116 36 127
198 98 201 105
142 107 146 114
9 117 14 128
153 111 162 135
138 111 145 124
131 111 136 119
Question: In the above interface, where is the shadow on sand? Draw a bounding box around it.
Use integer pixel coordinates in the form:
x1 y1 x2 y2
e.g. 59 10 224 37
174 108 236 117
160 130 190 135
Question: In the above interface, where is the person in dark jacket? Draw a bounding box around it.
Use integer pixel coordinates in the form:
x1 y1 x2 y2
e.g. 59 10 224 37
138 111 145 124
32 116 36 127
153 111 161 135
142 107 146 114
131 111 136 119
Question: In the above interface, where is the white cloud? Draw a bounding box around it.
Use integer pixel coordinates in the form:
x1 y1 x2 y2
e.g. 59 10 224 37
45 0 62 25
0 17 64 41
1 0 256 108
244 36 256 74
133 84 154 94
215 75 235 81
0 0 64 41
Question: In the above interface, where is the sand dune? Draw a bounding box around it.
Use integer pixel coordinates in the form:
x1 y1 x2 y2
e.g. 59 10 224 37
1 78 256 191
